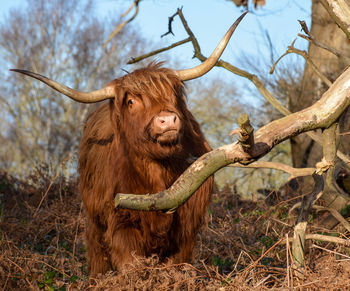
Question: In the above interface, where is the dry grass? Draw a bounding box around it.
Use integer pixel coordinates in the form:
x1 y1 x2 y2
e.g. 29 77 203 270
1 170 350 290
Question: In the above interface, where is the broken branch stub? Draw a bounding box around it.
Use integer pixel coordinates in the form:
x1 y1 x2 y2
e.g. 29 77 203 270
237 113 254 153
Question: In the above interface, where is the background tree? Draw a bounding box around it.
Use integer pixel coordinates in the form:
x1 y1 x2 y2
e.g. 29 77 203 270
0 0 147 177
290 0 350 168
229 0 350 171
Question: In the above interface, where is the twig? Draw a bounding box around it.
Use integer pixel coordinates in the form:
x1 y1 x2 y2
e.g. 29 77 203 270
313 205 350 232
200 260 226 283
286 234 290 288
229 161 315 179
270 42 332 87
294 280 321 289
176 8 202 58
340 130 350 136
161 9 180 37
72 202 83 257
102 0 141 49
282 233 350 246
271 217 292 227
243 238 284 277
254 274 272 288
32 259 70 278
298 34 349 60
232 250 244 274
287 233 294 288
310 243 350 258
33 153 74 217
33 175 59 217
298 20 310 35
1 272 10 291
269 38 296 74
127 38 191 64
6 258 35 289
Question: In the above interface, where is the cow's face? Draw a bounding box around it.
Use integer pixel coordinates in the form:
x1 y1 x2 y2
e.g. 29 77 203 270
115 69 187 159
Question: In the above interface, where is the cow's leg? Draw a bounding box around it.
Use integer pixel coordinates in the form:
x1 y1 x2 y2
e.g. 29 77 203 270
107 227 144 271
86 221 112 277
169 234 196 263
170 179 213 264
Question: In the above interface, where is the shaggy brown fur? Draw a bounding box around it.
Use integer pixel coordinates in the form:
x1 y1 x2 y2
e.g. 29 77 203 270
78 62 213 276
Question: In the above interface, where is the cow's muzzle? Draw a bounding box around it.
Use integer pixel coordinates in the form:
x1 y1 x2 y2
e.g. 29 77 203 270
150 111 181 144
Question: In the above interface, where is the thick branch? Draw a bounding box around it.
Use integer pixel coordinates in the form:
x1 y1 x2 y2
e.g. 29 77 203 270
127 9 350 166
319 0 350 40
115 67 350 211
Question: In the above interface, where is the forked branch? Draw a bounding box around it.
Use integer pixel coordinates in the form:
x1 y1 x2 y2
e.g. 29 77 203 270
127 9 350 166
115 66 350 211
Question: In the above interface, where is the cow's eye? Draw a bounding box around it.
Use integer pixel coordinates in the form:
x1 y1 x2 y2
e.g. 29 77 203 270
127 99 135 106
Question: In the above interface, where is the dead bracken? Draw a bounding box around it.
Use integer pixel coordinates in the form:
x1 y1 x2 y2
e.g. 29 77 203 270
1 170 350 290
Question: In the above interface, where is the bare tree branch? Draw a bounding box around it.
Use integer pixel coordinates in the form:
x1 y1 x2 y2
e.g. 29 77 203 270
115 66 350 211
102 0 141 49
283 234 350 247
270 42 332 87
314 205 350 232
127 9 350 167
298 34 350 61
229 161 315 179
127 38 191 64
161 9 180 38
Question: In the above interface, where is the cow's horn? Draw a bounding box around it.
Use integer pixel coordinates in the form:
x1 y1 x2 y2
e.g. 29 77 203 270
10 69 115 103
175 11 248 81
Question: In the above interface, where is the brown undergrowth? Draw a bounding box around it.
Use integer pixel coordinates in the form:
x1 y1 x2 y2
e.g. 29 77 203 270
0 170 350 290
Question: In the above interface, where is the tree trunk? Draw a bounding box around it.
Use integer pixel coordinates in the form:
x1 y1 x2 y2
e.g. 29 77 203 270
290 0 350 169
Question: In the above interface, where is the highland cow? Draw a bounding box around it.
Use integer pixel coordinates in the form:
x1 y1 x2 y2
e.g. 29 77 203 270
11 13 246 276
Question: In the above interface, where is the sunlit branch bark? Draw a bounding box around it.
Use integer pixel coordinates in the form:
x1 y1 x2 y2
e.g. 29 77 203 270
229 161 315 179
283 234 350 247
230 113 254 155
115 66 350 211
319 0 350 40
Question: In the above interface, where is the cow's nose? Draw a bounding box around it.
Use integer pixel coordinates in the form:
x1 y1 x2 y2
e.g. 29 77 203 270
155 113 179 131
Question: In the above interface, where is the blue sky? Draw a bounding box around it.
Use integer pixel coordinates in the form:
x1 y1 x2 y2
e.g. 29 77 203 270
0 0 311 62
0 0 311 94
